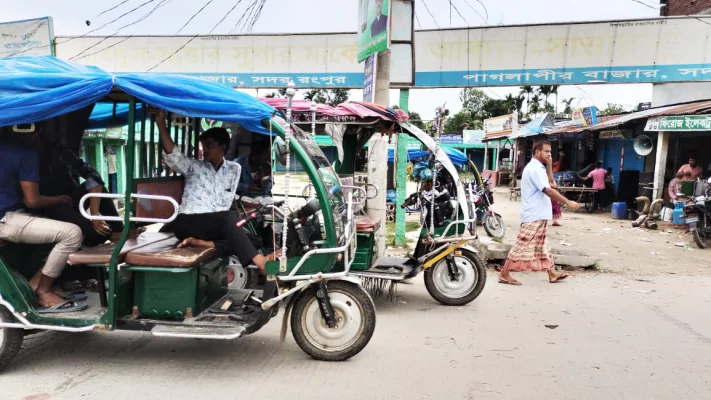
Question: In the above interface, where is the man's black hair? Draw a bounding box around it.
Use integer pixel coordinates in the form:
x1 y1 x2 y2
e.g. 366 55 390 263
595 161 603 168
200 127 230 150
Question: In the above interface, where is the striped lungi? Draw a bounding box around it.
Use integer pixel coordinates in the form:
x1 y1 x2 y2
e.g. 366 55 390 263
503 220 553 272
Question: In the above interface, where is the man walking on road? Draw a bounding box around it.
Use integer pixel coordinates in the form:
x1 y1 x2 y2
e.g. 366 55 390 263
499 141 580 286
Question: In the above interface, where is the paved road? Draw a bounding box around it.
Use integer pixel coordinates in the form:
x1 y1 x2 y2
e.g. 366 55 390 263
3 272 710 400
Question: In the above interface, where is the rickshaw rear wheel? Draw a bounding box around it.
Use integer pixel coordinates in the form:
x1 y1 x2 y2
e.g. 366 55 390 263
0 306 23 372
291 281 376 361
424 249 486 306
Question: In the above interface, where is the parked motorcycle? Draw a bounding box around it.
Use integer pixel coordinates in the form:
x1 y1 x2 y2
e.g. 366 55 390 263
683 178 711 249
466 176 505 239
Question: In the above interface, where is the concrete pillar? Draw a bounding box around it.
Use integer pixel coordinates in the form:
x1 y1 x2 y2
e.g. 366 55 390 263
483 142 489 170
653 131 670 200
367 50 391 259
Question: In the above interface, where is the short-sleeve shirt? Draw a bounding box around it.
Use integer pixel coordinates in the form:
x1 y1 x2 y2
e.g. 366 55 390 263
0 143 39 219
588 168 606 190
520 158 552 223
677 164 703 181
163 148 241 215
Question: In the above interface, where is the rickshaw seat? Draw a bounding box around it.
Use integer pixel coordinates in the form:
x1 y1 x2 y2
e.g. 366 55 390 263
355 215 379 233
125 237 217 267
68 232 175 265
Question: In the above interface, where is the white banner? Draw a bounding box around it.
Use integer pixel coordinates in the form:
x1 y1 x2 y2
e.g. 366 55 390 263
1 17 54 58
57 16 711 88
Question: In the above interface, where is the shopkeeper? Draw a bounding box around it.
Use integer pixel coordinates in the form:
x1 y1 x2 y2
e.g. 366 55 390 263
677 156 704 181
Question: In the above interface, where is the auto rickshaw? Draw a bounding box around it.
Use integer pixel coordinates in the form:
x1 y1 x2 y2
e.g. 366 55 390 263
261 99 487 306
0 57 376 372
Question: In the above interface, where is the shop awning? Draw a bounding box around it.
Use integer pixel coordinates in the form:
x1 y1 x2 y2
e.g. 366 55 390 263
510 113 555 139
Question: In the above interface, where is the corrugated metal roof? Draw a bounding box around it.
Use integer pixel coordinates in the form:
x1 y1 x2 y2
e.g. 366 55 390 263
544 99 711 136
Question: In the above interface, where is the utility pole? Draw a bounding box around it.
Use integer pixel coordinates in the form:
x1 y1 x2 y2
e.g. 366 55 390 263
367 50 391 259
395 89 409 246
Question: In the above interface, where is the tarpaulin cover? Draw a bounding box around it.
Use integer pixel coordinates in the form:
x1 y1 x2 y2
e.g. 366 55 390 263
0 56 114 127
387 147 467 166
88 102 145 130
0 56 275 134
114 73 274 135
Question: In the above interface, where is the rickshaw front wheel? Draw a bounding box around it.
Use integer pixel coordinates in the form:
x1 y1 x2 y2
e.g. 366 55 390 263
424 249 487 306
291 281 376 361
0 306 23 373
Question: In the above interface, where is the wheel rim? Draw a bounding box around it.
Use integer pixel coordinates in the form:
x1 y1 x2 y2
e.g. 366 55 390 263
431 256 478 299
300 290 365 352
228 264 248 290
486 216 504 236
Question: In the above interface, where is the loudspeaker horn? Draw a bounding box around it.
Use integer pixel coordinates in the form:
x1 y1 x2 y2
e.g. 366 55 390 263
633 135 654 156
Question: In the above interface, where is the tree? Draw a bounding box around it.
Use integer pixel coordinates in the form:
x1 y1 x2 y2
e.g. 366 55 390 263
443 111 477 133
304 89 350 107
408 111 426 130
519 85 534 114
482 98 514 119
561 97 576 114
551 85 559 114
599 103 626 116
538 85 554 105
542 102 555 114
460 88 490 120
529 94 542 116
264 88 287 98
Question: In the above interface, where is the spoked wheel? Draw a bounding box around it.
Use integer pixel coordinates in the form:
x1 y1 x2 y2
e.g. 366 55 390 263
424 249 487 306
291 281 376 361
0 306 23 372
483 214 506 238
693 219 708 249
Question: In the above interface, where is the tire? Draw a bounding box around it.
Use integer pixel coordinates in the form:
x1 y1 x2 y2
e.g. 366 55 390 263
291 281 376 361
693 219 708 249
0 306 23 373
483 214 506 238
424 249 487 306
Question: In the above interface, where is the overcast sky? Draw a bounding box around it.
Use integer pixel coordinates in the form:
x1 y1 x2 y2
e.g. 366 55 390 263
5 0 662 119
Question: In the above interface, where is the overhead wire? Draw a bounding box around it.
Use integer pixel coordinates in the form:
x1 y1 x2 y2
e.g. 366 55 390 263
208 0 246 34
415 11 422 29
461 0 487 23
176 0 216 34
630 0 657 10
420 0 440 29
95 0 130 18
148 0 268 71
449 0 469 26
69 0 169 60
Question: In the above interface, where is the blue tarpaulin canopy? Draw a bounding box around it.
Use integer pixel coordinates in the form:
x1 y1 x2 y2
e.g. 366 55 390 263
0 56 275 134
387 147 468 166
88 103 144 130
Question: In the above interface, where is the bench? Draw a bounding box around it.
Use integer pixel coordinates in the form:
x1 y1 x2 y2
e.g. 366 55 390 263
125 237 217 268
68 232 175 265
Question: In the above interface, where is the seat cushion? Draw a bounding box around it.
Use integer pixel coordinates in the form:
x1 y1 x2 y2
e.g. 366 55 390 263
125 237 217 267
68 232 175 265
355 215 380 233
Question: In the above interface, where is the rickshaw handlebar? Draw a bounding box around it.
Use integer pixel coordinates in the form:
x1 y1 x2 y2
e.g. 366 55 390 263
78 193 180 224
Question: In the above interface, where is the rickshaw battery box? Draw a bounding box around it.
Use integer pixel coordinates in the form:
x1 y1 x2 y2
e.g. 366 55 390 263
133 258 227 318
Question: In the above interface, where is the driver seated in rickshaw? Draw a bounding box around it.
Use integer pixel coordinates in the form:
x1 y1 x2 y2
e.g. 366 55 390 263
153 110 279 272
234 138 273 196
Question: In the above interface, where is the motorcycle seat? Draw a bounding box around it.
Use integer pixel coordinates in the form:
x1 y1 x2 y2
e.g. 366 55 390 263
125 237 217 268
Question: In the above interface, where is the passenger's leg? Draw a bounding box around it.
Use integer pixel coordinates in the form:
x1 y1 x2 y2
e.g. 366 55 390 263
1 212 83 307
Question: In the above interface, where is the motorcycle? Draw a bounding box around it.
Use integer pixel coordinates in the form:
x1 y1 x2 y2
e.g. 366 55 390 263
465 175 505 239
683 178 711 249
